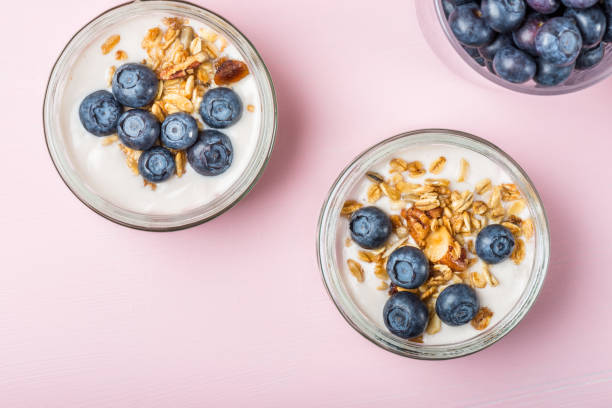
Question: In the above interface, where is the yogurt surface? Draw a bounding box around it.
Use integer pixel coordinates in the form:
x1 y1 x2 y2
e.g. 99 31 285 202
60 14 261 215
336 143 535 345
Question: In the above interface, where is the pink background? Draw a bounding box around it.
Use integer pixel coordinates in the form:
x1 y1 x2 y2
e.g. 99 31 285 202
2 0 612 406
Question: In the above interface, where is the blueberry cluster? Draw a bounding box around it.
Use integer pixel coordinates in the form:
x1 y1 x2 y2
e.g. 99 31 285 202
348 206 516 339
78 63 243 183
443 0 612 86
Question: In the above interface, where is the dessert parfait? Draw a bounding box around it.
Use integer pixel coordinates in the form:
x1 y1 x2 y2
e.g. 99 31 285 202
44 2 276 229
318 130 549 358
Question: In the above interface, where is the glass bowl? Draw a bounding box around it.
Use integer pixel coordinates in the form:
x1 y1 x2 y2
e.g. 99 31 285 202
43 0 277 231
317 129 550 359
415 0 612 95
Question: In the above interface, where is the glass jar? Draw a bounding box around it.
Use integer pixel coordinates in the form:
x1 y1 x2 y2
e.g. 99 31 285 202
43 0 277 231
317 129 550 359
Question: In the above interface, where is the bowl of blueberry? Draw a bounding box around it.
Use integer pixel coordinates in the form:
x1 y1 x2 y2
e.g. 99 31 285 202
435 0 612 94
43 1 277 230
317 129 550 359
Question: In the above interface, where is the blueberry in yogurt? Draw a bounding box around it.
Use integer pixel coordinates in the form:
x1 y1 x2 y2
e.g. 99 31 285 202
535 17 583 66
349 206 391 250
117 109 160 151
161 112 198 150
534 59 575 85
187 129 234 176
78 90 122 136
526 0 560 14
449 3 496 47
199 87 243 129
481 0 527 33
383 291 429 339
575 42 605 69
436 284 480 326
493 45 537 83
476 224 516 263
386 246 429 289
513 13 548 56
564 6 606 48
112 63 159 108
138 146 176 183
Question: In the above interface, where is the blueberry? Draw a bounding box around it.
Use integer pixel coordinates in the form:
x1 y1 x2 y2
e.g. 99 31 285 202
383 291 429 339
348 206 391 249
535 17 583 65
199 87 242 129
493 45 537 82
111 63 159 108
449 3 497 47
561 0 599 9
435 284 480 326
117 109 160 151
513 13 548 56
575 42 605 69
479 33 514 60
160 112 198 150
138 146 176 183
386 246 429 289
564 6 606 48
476 224 516 263
534 59 574 85
187 129 233 176
526 0 560 14
78 90 122 136
482 0 527 33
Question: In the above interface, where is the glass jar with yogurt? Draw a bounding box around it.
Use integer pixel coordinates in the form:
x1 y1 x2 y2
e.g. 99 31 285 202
44 0 277 230
317 129 550 359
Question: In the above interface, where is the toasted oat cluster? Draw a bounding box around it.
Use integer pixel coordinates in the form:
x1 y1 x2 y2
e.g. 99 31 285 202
91 18 251 189
342 156 535 340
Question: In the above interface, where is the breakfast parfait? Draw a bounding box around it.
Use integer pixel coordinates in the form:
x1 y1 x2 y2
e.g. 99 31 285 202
66 15 261 215
338 143 536 345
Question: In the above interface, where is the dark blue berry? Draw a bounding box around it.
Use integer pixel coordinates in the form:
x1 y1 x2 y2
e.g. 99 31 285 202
442 0 456 18
535 17 583 65
561 0 599 9
160 112 198 150
482 0 527 33
476 224 516 263
187 129 233 176
513 13 548 56
383 291 429 339
199 87 242 129
526 0 560 14
436 284 480 326
534 59 574 85
138 146 175 183
78 90 122 136
386 246 429 289
449 3 497 47
112 63 159 108
493 45 537 82
348 206 391 249
479 33 514 60
564 6 606 48
117 109 160 151
575 42 605 69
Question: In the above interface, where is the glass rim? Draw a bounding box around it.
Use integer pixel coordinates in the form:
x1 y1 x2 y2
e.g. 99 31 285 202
42 0 278 232
431 0 612 96
317 129 551 359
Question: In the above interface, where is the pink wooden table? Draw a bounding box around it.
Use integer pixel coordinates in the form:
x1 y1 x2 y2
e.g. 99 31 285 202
2 0 612 406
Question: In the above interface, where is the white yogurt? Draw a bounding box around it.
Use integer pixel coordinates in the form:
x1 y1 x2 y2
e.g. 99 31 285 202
337 144 535 345
59 14 261 215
